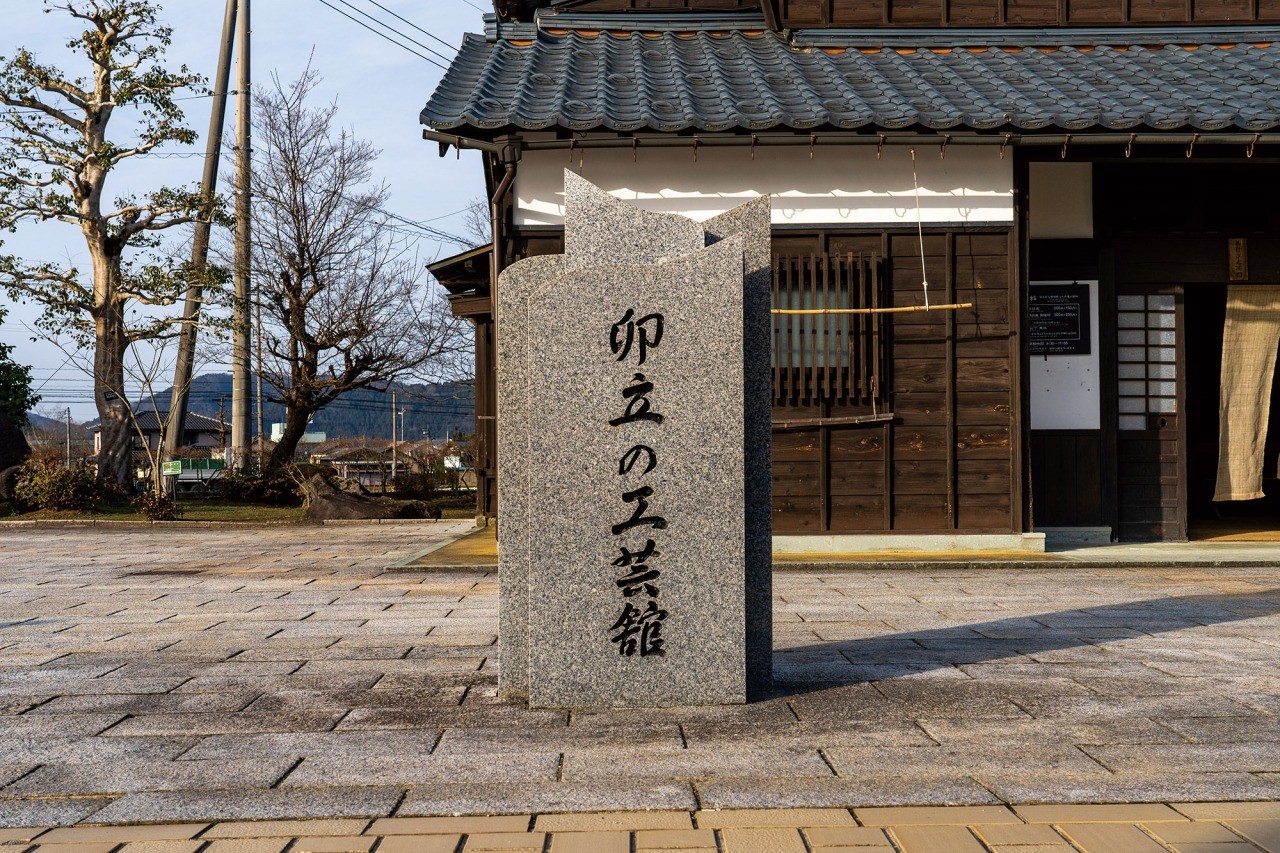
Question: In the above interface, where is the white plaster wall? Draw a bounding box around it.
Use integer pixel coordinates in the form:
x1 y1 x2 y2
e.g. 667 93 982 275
1029 279 1101 431
1029 162 1094 239
515 144 1013 227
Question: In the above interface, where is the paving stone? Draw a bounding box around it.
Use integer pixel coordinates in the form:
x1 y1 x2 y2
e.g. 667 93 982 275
290 837 375 853
0 827 47 843
32 693 258 715
561 745 832 780
0 799 113 829
1053 823 1171 852
103 711 344 736
203 820 372 838
118 843 204 853
537 813 692 832
372 838 460 853
803 826 893 847
889 825 987 853
369 817 530 835
396 782 698 815
970 825 1065 845
28 843 119 853
855 806 1017 826
279 752 561 786
3 757 297 796
1015 804 1188 823
1222 821 1280 851
1146 822 1249 843
547 830 628 853
460 831 545 850
694 775 1000 809
633 829 718 848
1175 804 1280 820
87 787 404 823
718 828 807 852
175 731 444 762
981 771 1280 804
35 826 208 843
201 841 290 853
696 809 854 828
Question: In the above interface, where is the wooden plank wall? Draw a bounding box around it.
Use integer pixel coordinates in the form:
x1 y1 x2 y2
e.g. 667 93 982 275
774 0 1279 25
772 229 1018 534
1029 431 1104 525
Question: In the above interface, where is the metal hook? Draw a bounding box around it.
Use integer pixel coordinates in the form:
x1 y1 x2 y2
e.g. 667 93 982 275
1125 132 1135 159
999 133 1010 160
877 134 885 160
810 133 816 159
455 136 461 160
632 137 638 162
1186 132 1198 159
751 134 757 161
1061 134 1071 159
693 135 699 162
1249 132 1260 159
940 134 950 159
568 137 576 164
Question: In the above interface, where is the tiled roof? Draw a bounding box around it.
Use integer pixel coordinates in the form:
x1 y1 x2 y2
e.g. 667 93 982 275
421 24 1280 134
90 411 227 433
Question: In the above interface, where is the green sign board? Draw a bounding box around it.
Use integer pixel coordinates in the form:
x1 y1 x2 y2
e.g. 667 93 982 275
161 461 182 476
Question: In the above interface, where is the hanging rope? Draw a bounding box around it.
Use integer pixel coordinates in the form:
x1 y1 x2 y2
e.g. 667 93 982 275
911 147 930 310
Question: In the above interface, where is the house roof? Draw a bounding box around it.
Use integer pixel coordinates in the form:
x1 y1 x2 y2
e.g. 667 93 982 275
90 411 227 434
421 22 1280 135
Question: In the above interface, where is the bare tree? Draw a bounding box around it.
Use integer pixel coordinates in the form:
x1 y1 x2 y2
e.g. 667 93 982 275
463 196 491 247
0 1 224 485
249 70 469 472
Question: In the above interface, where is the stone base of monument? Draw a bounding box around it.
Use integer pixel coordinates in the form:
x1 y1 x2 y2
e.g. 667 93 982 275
495 172 772 709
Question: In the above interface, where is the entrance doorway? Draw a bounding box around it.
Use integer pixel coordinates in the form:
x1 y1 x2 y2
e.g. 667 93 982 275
1184 285 1280 539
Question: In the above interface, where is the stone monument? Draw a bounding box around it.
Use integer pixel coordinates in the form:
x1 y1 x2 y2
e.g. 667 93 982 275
496 171 771 708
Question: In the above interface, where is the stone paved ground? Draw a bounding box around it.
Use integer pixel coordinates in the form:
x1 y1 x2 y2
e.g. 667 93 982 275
1 525 1279 829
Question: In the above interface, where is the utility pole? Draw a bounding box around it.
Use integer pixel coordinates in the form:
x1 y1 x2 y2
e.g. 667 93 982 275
217 396 228 459
166 0 237 458
65 407 72 468
390 388 398 492
230 0 252 471
254 291 264 472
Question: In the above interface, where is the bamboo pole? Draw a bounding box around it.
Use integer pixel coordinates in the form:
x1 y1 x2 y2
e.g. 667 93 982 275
771 302 973 316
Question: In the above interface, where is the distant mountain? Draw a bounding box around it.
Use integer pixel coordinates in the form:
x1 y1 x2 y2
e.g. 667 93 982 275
25 413 64 431
138 373 475 442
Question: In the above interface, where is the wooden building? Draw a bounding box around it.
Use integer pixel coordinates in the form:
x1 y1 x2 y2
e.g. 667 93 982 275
425 0 1280 545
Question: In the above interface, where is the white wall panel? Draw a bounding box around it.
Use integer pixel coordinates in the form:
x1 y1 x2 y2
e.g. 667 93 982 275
1030 279 1101 431
1029 162 1094 239
515 144 1014 227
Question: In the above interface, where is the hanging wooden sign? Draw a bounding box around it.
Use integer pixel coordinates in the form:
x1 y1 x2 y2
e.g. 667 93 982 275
1228 237 1249 281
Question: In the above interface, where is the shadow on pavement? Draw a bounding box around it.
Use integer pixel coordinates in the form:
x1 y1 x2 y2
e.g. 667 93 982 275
771 588 1280 693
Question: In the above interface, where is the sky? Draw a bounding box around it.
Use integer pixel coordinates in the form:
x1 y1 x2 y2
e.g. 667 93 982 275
1 0 489 420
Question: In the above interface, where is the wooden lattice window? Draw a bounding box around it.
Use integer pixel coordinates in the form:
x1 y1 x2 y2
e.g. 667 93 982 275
772 253 889 408
1117 293 1178 431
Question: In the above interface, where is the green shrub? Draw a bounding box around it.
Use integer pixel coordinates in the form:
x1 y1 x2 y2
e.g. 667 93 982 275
395 500 441 520
217 469 304 506
132 491 183 521
12 461 101 511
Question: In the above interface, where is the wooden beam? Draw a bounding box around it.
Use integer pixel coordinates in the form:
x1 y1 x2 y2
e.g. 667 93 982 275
772 413 895 431
772 303 973 315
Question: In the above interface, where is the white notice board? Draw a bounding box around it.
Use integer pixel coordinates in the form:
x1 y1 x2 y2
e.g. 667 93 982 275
1029 280 1100 430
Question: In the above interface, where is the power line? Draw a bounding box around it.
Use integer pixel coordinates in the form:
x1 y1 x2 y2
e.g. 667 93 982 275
336 0 456 63
313 0 450 71
356 0 458 52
